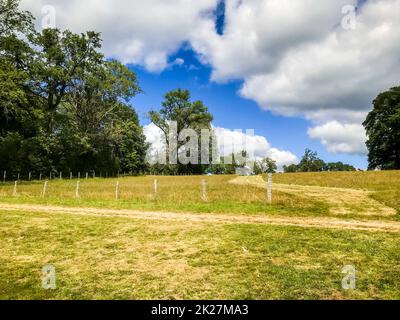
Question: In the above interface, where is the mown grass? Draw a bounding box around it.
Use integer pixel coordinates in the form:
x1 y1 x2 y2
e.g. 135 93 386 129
0 209 399 300
273 171 400 214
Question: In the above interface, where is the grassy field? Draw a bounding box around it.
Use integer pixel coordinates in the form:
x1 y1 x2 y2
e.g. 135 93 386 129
0 175 329 217
273 171 400 214
0 172 399 299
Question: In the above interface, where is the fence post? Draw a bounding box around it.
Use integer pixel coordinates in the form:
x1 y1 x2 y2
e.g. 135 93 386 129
70 172 73 180
29 172 31 181
12 181 17 196
39 173 42 181
201 179 208 201
75 181 80 199
3 170 6 183
115 181 120 200
49 172 52 180
17 173 20 181
154 179 158 197
267 173 272 204
78 172 81 180
86 172 88 180
42 181 48 198
59 172 62 180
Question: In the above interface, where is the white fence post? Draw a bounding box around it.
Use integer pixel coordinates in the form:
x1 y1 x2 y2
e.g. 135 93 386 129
70 172 73 180
12 181 18 196
154 179 158 197
75 181 80 199
3 170 6 183
39 173 42 181
267 173 272 204
29 172 31 181
42 181 48 198
86 172 88 180
59 172 62 180
115 181 120 200
202 179 208 201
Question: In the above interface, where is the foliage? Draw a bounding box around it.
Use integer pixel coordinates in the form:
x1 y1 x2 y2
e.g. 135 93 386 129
363 86 400 170
0 0 148 176
149 88 213 174
283 149 356 173
254 157 277 174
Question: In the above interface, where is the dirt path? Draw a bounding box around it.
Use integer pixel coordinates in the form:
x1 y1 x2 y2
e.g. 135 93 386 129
1 203 400 233
230 176 397 217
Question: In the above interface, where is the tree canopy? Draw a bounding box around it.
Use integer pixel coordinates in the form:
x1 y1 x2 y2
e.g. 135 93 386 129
0 0 148 178
283 149 356 173
363 86 400 170
149 88 213 174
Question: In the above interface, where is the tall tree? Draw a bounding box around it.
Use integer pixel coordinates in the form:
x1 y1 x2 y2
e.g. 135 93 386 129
363 86 400 170
298 149 325 172
0 0 35 135
0 1 148 177
0 0 33 37
255 157 277 174
149 89 213 174
28 29 103 133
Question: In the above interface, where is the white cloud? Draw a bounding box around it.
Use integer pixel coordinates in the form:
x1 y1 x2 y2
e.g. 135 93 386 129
240 0 400 119
267 148 299 168
191 0 358 82
144 124 297 169
192 0 400 155
188 0 400 121
214 126 298 169
308 121 367 155
20 0 217 72
143 123 165 159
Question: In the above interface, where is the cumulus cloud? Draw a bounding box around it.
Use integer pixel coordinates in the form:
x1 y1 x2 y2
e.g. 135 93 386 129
144 124 297 169
239 0 400 119
193 0 399 155
143 123 166 159
308 121 367 155
191 0 358 82
20 0 217 72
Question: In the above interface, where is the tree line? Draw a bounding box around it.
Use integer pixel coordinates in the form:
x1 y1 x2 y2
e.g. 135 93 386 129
283 149 356 173
1 0 148 178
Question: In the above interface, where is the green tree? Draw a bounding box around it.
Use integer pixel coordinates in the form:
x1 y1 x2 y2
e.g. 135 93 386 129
363 86 400 170
0 0 36 137
149 89 213 174
283 163 298 173
28 28 103 133
256 157 277 174
325 162 356 172
0 1 148 176
0 0 33 37
298 149 325 172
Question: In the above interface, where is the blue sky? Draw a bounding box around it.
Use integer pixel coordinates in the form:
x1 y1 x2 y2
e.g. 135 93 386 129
131 47 368 169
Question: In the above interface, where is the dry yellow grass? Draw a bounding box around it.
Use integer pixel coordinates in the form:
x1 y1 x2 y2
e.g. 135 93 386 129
232 176 397 217
0 175 326 217
1 172 400 300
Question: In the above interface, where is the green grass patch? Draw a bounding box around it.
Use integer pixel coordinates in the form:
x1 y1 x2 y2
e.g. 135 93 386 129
0 209 399 300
